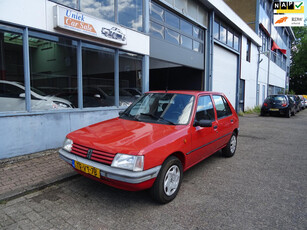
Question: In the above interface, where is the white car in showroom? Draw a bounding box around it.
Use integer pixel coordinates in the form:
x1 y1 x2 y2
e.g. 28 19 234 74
0 80 74 112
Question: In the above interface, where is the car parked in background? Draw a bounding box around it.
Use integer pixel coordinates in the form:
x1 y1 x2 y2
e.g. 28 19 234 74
298 95 306 110
0 80 74 112
261 94 295 118
288 95 302 113
59 91 239 203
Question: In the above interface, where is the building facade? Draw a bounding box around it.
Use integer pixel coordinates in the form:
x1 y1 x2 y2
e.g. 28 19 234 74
224 0 295 105
0 0 268 159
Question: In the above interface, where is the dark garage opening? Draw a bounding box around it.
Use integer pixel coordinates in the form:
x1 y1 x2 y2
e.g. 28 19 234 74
149 58 203 91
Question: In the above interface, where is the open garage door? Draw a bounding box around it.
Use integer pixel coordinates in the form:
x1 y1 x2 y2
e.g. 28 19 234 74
149 58 203 91
212 44 238 106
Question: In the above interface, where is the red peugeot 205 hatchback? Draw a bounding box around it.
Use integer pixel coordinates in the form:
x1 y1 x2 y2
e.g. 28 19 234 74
59 91 239 203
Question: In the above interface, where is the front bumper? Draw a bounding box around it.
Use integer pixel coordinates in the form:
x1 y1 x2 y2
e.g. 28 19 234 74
59 149 161 184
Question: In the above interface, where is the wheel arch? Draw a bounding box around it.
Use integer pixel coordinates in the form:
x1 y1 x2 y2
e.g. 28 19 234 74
167 151 186 170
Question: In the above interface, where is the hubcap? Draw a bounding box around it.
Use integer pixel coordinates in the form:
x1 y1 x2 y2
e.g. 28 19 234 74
164 165 180 196
230 135 237 153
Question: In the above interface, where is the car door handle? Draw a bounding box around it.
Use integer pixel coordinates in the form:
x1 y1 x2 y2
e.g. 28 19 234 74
213 125 218 129
230 119 234 123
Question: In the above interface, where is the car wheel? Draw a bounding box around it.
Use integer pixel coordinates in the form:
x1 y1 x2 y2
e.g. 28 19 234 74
285 109 291 118
150 156 183 204
222 132 237 158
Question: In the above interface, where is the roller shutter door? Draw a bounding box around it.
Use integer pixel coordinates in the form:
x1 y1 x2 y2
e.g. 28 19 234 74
212 44 237 106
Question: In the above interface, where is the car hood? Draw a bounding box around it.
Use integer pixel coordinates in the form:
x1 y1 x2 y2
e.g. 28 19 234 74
67 118 185 155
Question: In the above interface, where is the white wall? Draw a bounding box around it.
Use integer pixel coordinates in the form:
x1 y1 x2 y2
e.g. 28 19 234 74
240 36 258 110
269 61 286 88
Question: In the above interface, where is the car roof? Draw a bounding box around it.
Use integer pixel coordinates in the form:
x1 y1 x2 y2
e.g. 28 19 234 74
147 90 224 96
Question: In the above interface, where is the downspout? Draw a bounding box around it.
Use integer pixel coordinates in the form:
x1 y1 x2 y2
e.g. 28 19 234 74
207 10 214 91
256 46 261 105
267 37 271 97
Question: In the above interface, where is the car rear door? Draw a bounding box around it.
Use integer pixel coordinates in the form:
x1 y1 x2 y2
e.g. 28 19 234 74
188 94 219 167
212 95 234 151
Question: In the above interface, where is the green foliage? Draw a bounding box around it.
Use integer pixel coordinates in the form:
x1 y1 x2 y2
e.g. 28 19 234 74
290 20 307 94
238 106 261 116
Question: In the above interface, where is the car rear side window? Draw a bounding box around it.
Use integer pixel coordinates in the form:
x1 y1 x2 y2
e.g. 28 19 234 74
196 95 215 121
213 95 232 119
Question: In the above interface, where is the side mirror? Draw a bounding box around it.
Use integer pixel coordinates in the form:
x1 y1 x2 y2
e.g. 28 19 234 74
19 93 25 98
194 120 212 128
94 94 101 98
118 111 124 116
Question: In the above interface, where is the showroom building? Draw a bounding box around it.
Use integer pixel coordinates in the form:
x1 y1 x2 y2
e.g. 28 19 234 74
0 0 274 158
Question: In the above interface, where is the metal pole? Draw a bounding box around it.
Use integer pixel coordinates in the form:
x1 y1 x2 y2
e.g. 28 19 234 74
23 27 31 112
77 40 83 109
115 49 119 106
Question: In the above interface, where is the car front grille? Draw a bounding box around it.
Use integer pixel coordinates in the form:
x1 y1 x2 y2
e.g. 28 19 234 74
71 143 116 166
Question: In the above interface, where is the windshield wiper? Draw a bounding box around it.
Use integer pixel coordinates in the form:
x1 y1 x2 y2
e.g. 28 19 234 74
120 112 140 121
158 116 175 125
140 113 160 119
140 113 175 125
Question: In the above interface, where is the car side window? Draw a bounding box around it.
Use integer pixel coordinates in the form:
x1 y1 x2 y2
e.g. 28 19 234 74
0 83 24 98
213 95 232 119
195 95 215 121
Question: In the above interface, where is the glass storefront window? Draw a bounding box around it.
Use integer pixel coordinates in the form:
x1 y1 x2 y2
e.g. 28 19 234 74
150 2 164 22
165 28 180 45
220 24 227 44
180 20 192 36
82 45 115 108
119 52 142 107
213 20 219 39
234 35 239 51
181 35 192 49
193 26 203 40
165 11 179 29
119 0 143 32
29 35 77 110
50 0 78 9
193 40 203 53
150 21 164 39
149 1 204 53
227 30 233 47
81 0 115 22
0 30 25 112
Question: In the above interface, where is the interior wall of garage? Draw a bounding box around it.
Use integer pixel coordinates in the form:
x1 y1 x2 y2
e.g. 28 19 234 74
149 58 203 91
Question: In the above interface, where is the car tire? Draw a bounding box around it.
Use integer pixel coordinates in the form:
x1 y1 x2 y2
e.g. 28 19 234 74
222 132 237 158
150 156 183 204
285 109 291 118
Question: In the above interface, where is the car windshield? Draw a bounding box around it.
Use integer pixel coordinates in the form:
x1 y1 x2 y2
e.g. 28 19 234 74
120 93 194 125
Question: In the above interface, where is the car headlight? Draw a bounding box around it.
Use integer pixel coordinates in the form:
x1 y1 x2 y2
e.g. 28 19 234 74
111 153 144 171
63 138 73 152
53 101 70 109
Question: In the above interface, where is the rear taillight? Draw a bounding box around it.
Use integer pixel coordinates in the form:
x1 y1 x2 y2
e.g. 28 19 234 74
282 103 287 107
263 103 268 107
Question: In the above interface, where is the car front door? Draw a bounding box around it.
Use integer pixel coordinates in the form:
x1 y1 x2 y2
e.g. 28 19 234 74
188 95 219 167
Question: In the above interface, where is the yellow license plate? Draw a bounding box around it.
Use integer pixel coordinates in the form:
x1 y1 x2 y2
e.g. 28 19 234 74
269 108 279 111
73 160 100 178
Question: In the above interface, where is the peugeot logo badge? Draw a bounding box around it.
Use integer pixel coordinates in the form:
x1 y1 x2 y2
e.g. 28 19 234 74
87 149 93 159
